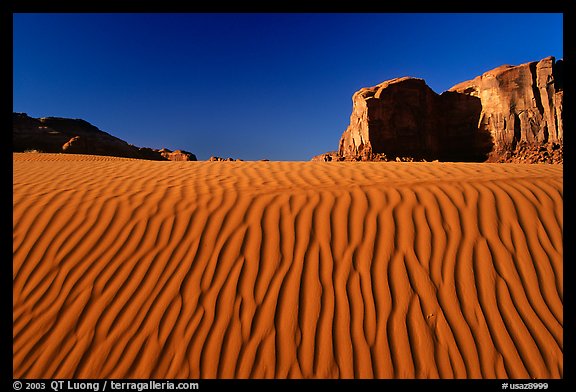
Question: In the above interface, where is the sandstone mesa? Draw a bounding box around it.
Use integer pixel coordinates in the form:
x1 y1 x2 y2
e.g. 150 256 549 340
317 56 562 163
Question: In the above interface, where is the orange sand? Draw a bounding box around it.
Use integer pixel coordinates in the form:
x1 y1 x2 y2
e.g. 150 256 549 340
13 153 563 379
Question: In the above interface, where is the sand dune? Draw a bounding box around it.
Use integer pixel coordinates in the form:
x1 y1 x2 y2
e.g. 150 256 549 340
13 153 563 379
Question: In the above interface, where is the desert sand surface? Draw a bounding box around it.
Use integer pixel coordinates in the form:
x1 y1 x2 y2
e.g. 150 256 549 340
13 153 563 379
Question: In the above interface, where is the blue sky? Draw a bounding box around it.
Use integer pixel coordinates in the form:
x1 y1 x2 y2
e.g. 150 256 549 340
13 13 563 161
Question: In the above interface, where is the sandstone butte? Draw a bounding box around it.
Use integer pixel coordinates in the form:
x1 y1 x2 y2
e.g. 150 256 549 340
324 56 563 163
12 113 197 162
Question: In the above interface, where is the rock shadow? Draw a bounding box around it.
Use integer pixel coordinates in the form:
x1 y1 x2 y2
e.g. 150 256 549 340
437 91 493 162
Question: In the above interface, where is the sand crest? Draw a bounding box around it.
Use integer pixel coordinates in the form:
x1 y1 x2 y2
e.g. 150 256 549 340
13 153 563 378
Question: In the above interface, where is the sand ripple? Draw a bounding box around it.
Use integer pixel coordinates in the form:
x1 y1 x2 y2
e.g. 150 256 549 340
13 153 563 378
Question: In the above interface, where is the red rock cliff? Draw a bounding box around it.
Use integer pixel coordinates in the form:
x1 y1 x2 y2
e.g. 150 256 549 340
337 57 563 162
449 56 563 151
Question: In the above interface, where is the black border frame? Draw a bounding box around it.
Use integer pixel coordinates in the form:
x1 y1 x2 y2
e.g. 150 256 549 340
5 2 574 390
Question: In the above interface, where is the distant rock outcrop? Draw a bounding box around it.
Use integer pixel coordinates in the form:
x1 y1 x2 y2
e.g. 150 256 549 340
61 135 88 153
332 57 562 163
158 148 197 162
208 156 242 162
311 151 340 162
13 113 197 161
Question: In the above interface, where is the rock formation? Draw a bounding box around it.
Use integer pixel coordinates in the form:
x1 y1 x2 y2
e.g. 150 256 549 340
14 113 76 154
449 56 563 157
158 148 197 161
13 113 197 161
311 151 425 162
311 151 340 161
62 135 88 153
334 57 562 163
208 156 242 161
337 77 490 161
490 141 563 164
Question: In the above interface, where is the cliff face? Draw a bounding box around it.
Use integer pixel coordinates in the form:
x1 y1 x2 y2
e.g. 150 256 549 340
336 57 563 162
338 77 439 160
449 56 563 152
13 113 197 161
337 77 490 161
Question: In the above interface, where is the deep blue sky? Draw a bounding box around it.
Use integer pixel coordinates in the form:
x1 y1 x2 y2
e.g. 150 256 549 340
13 13 563 161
